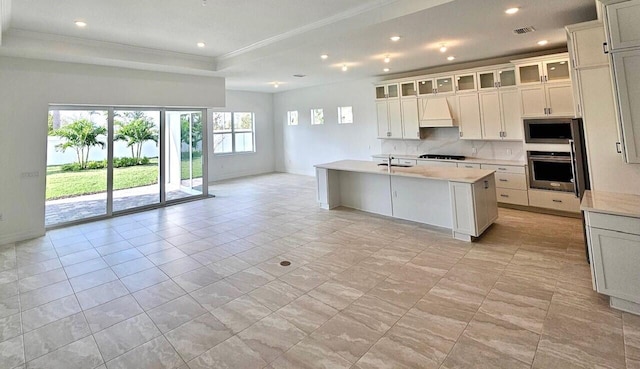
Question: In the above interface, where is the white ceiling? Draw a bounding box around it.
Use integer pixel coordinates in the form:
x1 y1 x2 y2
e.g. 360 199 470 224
0 0 597 92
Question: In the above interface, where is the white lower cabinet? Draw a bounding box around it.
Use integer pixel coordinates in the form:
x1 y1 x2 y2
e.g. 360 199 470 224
449 176 498 238
528 189 580 212
480 164 528 206
390 176 452 228
585 210 640 314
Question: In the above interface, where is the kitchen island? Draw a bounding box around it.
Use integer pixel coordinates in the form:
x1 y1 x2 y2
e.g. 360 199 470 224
315 160 498 241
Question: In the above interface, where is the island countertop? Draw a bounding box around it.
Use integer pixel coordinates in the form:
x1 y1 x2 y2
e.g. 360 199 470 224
315 160 495 184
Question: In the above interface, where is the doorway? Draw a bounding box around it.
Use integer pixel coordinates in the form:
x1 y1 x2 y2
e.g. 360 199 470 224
45 107 208 227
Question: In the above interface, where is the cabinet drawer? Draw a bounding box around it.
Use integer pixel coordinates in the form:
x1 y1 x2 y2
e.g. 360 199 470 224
398 159 417 166
495 172 527 190
480 164 526 174
528 189 580 212
416 160 458 168
496 188 529 206
457 163 481 169
586 212 640 235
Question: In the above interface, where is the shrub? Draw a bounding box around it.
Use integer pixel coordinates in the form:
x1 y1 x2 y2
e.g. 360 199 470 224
85 160 107 170
61 163 83 172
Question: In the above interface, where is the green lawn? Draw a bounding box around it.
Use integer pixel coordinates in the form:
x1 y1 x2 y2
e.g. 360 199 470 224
181 156 203 180
47 157 204 200
46 159 159 200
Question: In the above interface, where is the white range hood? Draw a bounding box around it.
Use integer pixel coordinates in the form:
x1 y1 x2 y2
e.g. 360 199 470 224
419 97 456 127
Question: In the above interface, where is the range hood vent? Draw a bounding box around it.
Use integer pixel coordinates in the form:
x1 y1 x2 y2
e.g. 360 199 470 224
419 98 455 127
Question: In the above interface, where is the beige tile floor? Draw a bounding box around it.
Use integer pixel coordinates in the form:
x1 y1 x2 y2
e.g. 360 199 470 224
0 172 638 369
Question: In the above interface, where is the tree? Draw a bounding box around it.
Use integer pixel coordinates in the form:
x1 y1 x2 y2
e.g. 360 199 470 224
180 113 203 152
52 119 107 169
114 113 158 164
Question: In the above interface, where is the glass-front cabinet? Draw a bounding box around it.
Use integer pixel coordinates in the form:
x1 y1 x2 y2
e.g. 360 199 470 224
435 76 454 94
478 71 497 90
416 76 454 95
498 69 516 87
417 79 435 95
376 83 399 100
516 59 570 84
455 74 476 93
478 68 516 90
401 81 417 98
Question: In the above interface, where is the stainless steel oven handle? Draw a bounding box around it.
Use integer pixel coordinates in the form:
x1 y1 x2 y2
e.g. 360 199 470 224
568 139 579 198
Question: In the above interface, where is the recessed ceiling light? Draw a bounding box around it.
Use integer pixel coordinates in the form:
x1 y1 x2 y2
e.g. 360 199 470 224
390 36 401 42
74 21 87 28
274 83 279 88
342 64 348 72
538 40 548 46
383 68 390 72
384 55 391 63
320 54 329 60
447 56 455 61
440 45 447 53
505 7 519 15
560 61 566 65
197 42 205 48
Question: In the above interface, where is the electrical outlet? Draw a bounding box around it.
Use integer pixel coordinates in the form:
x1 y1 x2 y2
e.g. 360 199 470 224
393 145 397 150
507 148 513 155
471 147 477 155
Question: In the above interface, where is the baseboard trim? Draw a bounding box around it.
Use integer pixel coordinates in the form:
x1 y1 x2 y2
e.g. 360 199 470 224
498 203 582 219
0 230 46 246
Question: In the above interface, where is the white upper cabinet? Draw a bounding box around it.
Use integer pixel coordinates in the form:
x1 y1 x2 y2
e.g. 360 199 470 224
500 89 523 140
479 89 522 140
478 68 516 90
545 83 576 117
435 76 455 95
401 98 420 140
457 94 483 140
611 50 640 163
479 92 502 139
567 22 609 68
400 81 417 98
376 83 399 100
605 0 640 51
417 76 454 95
515 57 571 85
455 73 477 93
519 86 547 117
417 79 435 95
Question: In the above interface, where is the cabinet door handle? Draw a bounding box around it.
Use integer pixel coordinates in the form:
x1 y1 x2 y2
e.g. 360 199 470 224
484 180 489 189
544 75 548 82
603 42 609 55
540 76 543 83
548 107 552 115
465 165 473 168
500 194 509 198
459 131 463 137
616 142 622 153
499 179 508 182
416 131 420 138
552 199 563 203
498 168 507 171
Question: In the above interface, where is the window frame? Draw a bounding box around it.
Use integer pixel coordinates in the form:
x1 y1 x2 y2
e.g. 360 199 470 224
212 111 256 155
338 106 353 124
287 110 298 126
310 108 324 125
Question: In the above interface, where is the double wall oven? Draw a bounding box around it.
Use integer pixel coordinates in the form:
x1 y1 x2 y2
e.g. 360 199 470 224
524 118 589 198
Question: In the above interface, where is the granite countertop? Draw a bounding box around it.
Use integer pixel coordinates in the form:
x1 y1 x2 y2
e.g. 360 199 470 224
315 160 495 184
372 154 527 166
581 190 640 219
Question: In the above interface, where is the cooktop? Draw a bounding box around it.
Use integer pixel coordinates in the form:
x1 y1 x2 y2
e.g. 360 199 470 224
419 154 466 161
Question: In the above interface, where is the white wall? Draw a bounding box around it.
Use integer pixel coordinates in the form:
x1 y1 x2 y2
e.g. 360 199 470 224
0 56 225 245
273 78 526 176
273 79 381 176
208 90 275 181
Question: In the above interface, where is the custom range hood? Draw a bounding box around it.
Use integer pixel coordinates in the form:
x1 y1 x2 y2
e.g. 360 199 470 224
419 97 456 127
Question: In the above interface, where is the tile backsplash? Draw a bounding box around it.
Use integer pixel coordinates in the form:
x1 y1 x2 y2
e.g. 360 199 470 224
380 128 526 161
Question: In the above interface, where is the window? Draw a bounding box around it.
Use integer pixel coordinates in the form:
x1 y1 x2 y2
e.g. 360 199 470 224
338 106 353 124
213 112 255 154
311 108 324 125
287 111 298 126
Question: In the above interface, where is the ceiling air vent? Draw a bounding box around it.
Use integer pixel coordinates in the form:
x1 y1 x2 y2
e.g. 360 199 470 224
293 74 306 78
513 26 536 35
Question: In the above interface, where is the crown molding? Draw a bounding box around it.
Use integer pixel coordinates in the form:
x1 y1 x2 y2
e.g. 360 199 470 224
216 0 453 70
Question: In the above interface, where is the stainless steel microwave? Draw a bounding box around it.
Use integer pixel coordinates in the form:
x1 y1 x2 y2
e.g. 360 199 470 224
524 118 575 144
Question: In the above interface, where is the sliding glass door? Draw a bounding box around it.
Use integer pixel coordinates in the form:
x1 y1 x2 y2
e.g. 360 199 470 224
45 107 207 227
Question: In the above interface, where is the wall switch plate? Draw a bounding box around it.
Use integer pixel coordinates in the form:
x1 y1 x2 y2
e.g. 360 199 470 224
471 147 477 155
507 148 513 155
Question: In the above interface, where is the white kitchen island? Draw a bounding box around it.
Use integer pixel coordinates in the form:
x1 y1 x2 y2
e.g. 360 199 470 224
315 160 498 241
